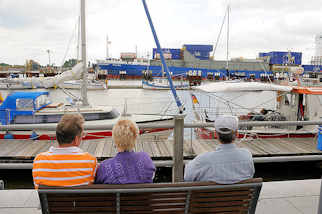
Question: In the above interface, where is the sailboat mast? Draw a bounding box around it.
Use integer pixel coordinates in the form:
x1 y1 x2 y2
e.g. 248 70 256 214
80 0 89 106
226 5 230 79
141 0 184 113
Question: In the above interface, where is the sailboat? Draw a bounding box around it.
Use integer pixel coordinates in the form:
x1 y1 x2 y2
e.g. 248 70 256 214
0 0 173 140
193 80 322 139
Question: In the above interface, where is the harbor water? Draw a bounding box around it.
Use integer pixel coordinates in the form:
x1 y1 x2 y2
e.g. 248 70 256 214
0 80 276 139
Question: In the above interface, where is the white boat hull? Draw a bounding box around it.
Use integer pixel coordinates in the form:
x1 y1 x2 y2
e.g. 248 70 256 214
142 79 190 90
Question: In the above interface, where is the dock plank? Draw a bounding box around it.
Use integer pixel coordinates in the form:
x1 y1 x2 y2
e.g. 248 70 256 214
253 139 286 154
101 139 112 157
14 141 45 157
241 141 268 156
191 140 208 155
238 139 268 155
0 141 23 156
80 140 91 153
149 141 161 157
183 140 194 156
94 141 106 158
7 141 32 157
141 140 153 156
1 137 322 161
110 140 117 157
155 140 170 157
87 141 98 156
165 140 174 157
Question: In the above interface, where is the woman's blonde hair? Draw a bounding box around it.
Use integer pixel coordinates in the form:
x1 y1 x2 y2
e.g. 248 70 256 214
112 119 139 151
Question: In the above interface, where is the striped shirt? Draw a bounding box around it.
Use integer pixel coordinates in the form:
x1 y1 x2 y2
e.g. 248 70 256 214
32 146 97 188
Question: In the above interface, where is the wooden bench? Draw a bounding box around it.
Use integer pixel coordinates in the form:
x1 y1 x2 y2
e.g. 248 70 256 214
38 178 262 214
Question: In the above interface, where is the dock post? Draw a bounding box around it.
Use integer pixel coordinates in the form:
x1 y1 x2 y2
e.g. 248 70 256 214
0 180 4 190
173 114 185 182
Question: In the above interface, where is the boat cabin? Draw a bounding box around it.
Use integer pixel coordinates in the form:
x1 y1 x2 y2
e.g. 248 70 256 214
0 91 120 125
277 86 322 130
0 91 51 125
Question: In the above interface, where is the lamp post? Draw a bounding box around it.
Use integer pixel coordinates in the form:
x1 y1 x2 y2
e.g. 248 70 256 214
46 49 51 67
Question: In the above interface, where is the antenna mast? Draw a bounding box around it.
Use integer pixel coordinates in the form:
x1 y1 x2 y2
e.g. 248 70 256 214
106 34 111 59
226 5 230 79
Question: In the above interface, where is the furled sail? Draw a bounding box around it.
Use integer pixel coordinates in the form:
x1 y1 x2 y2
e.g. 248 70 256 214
2 62 83 89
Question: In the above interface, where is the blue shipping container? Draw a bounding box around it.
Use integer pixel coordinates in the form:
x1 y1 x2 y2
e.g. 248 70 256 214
152 48 181 60
262 51 302 65
302 65 322 72
259 52 268 57
184 44 213 52
188 50 209 60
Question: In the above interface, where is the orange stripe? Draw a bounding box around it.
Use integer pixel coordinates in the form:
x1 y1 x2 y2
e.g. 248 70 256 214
34 170 93 178
35 153 94 161
34 177 94 187
33 162 96 169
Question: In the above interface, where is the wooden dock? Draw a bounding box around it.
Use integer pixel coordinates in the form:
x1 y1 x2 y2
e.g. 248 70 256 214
0 131 321 161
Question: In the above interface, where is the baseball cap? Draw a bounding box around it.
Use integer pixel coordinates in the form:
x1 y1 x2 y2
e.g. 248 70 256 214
214 115 238 134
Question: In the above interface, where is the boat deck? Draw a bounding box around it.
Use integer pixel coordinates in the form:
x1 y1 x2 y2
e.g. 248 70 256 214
0 132 321 162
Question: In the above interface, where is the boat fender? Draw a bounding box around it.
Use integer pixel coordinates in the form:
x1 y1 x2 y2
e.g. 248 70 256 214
4 131 14 139
30 131 39 140
317 126 322 151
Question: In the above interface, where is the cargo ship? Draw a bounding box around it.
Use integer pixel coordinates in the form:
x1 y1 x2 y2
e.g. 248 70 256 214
96 44 322 82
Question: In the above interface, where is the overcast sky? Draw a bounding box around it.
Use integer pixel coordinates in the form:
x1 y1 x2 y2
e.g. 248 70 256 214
1 0 321 66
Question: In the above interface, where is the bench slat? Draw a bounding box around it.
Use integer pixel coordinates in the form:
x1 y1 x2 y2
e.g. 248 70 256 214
191 190 253 197
151 199 187 204
47 201 116 207
47 196 116 202
191 200 250 207
191 195 252 202
49 206 116 212
190 206 249 213
152 208 186 214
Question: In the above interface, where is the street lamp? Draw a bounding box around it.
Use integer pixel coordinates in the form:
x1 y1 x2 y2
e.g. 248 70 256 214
46 49 51 66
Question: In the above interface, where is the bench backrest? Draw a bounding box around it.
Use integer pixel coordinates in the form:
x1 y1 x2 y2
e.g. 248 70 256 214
38 178 262 214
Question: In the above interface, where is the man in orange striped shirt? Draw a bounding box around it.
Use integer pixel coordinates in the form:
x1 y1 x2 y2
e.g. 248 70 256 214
32 113 97 188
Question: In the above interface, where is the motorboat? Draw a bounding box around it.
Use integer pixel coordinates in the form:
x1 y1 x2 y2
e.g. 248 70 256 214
142 78 190 90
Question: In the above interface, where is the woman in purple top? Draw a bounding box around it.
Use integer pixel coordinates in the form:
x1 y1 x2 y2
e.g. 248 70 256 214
95 119 155 184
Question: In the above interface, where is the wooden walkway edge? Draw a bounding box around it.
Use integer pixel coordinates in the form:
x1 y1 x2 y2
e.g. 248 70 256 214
0 132 321 161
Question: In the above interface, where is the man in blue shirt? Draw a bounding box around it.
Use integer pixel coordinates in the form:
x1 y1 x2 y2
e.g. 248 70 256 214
184 115 254 184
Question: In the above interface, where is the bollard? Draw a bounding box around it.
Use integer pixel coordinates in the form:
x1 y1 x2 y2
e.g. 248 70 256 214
30 130 39 140
173 114 185 182
4 131 14 139
317 126 322 151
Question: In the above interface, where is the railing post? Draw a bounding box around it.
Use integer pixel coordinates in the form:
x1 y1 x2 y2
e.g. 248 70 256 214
173 114 185 182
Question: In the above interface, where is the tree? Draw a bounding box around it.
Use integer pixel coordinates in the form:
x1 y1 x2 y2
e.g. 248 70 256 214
63 59 78 68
